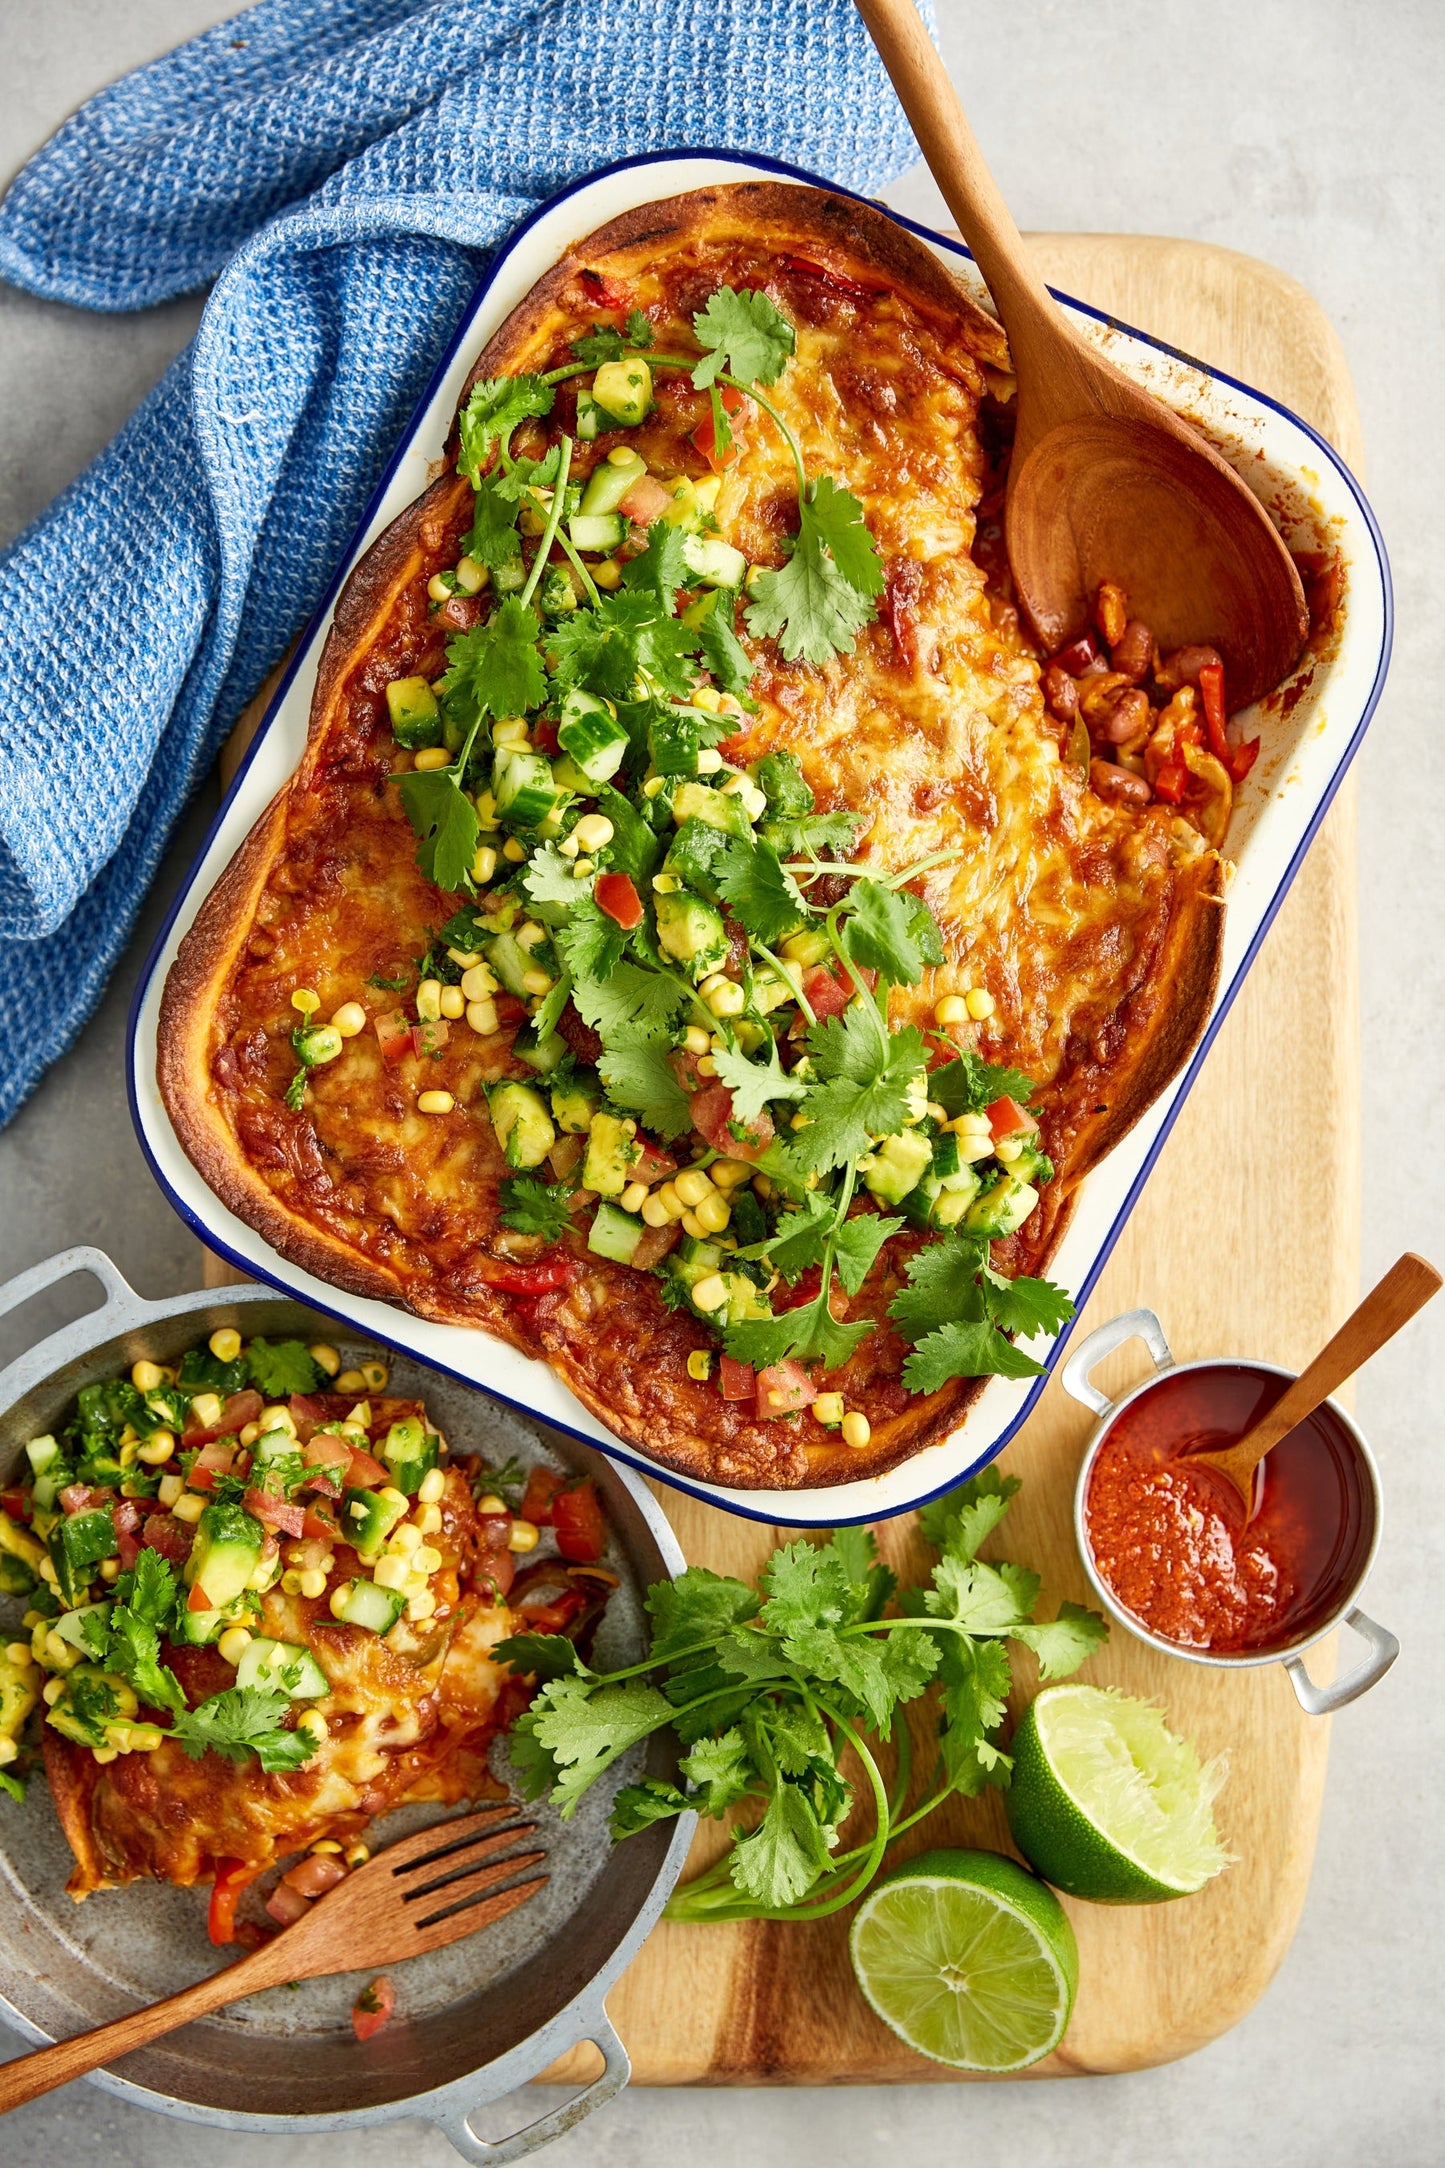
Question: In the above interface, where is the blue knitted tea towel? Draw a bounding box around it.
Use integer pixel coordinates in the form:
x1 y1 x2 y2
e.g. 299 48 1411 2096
0 0 928 1130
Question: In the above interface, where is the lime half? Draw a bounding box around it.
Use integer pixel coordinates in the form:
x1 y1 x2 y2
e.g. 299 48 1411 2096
1006 1683 1231 1904
849 1848 1077 2072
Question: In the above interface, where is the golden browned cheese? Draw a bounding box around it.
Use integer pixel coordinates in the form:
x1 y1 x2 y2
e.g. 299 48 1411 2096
159 184 1223 1493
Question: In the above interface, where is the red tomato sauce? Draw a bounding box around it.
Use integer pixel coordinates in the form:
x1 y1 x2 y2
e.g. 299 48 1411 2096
1084 1365 1374 1653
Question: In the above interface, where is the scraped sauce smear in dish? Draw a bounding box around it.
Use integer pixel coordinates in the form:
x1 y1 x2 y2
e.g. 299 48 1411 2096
1084 1364 1373 1652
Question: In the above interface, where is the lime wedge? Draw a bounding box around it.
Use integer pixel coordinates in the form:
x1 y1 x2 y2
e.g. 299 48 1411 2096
1006 1683 1231 1904
848 1848 1077 2072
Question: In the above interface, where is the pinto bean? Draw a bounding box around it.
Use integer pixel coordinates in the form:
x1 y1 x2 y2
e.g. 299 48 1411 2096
1078 670 1133 721
1042 662 1079 721
1110 619 1157 683
1156 643 1223 694
1097 688 1153 746
1089 758 1152 805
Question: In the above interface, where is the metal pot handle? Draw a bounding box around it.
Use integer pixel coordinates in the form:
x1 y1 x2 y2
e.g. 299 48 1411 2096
1059 1306 1174 1416
0 1246 145 1367
1283 1606 1400 1715
431 2006 630 2164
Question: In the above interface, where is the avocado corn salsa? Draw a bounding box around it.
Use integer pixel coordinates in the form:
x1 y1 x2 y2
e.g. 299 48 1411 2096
282 288 1074 1452
0 1327 611 1908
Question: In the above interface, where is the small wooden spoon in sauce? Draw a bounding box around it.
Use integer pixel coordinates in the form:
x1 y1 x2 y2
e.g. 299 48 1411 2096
853 0 1310 706
1187 1252 1441 1515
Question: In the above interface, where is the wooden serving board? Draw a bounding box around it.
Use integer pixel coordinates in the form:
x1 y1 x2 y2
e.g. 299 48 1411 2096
208 233 1363 2082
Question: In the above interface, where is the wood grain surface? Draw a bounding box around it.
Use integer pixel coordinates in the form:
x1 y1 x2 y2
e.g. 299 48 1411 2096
206 232 1362 2082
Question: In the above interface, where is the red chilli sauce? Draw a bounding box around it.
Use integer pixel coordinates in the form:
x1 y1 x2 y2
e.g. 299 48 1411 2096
1084 1365 1373 1653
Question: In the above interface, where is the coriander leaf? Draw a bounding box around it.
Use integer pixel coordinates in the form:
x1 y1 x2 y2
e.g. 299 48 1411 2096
760 1539 855 1633
593 783 662 886
531 970 572 1043
888 1232 989 1343
843 877 938 986
917 1467 1021 1559
645 1565 760 1662
598 1030 693 1138
490 444 564 502
832 1212 903 1297
692 287 795 389
929 1051 1040 1120
730 1780 833 1908
621 520 694 609
438 598 547 723
767 808 866 858
824 1524 898 1620
527 1676 676 1815
777 1622 901 1734
758 1700 833 1776
522 845 580 922
463 476 524 572
791 1024 928 1177
679 1727 754 1814
711 1037 808 1126
928 1555 1033 1633
932 1633 1014 1790
571 312 655 366
246 1338 323 1399
760 1190 835 1281
571 962 687 1043
806 1001 891 1084
117 1546 178 1629
498 1174 574 1244
983 1269 1074 1341
493 1630 585 1681
718 1312 809 1372
745 477 883 665
697 597 757 703
767 1286 873 1370
715 836 808 946
168 1688 320 1774
712 1630 803 1686
176 1346 248 1397
0 1772 24 1804
550 591 698 703
1008 1601 1110 1679
555 896 630 983
906 893 946 967
610 1778 691 1837
458 374 554 482
507 1709 563 1799
396 765 480 895
902 1320 1047 1392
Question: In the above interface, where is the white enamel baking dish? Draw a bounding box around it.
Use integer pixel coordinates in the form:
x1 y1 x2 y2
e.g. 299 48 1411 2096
127 149 1392 1530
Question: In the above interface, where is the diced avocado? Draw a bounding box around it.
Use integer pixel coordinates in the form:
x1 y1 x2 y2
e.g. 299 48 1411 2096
188 1500 266 1612
386 676 442 750
343 1486 408 1556
592 357 653 426
0 1650 36 1740
655 889 729 973
489 1081 555 1171
0 1554 34 1598
539 566 581 619
670 780 753 837
663 818 731 900
927 1170 985 1228
491 553 527 596
568 511 626 555
23 1436 66 1513
582 1111 638 1198
175 1593 254 1648
235 1637 329 1700
681 534 747 589
48 1508 119 1608
494 747 566 828
587 1200 645 1265
859 1130 935 1206
46 1665 125 1747
551 1077 600 1134
714 1274 772 1326
380 1417 439 1498
1008 1140 1055 1185
662 476 722 532
754 750 815 821
512 1023 569 1075
485 930 533 998
51 1600 111 1654
579 450 646 516
557 690 629 784
963 1174 1041 1239
667 1242 723 1295
647 706 702 780
339 1578 406 1635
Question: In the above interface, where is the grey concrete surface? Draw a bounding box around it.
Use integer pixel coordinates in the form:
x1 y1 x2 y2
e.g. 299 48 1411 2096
0 2 1440 2161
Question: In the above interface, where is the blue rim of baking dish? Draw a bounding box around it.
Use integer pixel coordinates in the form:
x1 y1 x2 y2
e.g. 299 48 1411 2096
126 146 1393 1528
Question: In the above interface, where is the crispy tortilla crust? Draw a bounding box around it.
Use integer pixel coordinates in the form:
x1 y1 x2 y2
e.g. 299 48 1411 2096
160 181 1224 1490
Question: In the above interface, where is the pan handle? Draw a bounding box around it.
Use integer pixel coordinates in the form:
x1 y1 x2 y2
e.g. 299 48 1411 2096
431 2007 630 2164
0 1246 145 1362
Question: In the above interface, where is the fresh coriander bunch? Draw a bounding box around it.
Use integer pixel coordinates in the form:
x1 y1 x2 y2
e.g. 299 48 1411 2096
498 1470 1107 1923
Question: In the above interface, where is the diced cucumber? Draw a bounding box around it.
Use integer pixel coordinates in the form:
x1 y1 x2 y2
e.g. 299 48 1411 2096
386 676 442 750
512 1024 569 1075
681 535 748 589
673 1237 724 1277
494 747 566 828
670 781 753 837
343 1486 407 1554
338 1579 406 1635
175 1593 253 1647
582 1111 638 1198
587 1200 645 1265
492 554 527 596
25 1435 61 1479
663 476 722 532
557 690 629 783
189 1500 266 1611
591 357 652 427
51 1601 111 1652
551 1077 600 1133
485 931 533 997
655 888 729 973
250 1426 299 1468
575 391 602 441
579 451 646 516
859 1130 934 1206
568 512 626 555
48 1509 119 1607
235 1637 329 1700
380 1416 440 1498
963 1175 1041 1239
489 1081 555 1170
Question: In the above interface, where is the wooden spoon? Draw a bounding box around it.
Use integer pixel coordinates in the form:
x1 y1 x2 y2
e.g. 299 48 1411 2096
1187 1252 1441 1514
853 0 1309 706
0 1804 546 2116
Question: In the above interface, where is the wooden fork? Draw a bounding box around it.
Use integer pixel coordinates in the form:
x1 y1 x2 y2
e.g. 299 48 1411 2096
0 1803 546 2114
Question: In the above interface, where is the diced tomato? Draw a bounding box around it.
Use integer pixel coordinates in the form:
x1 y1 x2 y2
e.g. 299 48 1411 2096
1050 630 1100 675
188 1577 215 1613
801 965 851 1019
717 730 751 763
303 1433 351 1469
595 871 643 928
302 1506 338 1542
411 1017 450 1059
184 1387 264 1444
186 1439 236 1493
140 1512 193 1564
578 267 634 310
208 1859 260 1947
265 1880 312 1928
632 1136 677 1184
1229 734 1260 780
515 1590 586 1635
629 1220 680 1270
352 1975 396 2043
493 992 528 1027
618 473 675 525
480 1256 582 1297
532 718 560 754
243 1488 306 1537
719 1356 756 1403
60 1483 96 1516
756 1361 816 1418
114 1501 143 1572
776 1265 823 1312
1152 761 1188 805
690 1081 774 1163
690 383 748 473
0 1487 28 1521
375 1009 412 1062
283 1852 346 1899
344 1446 389 1489
552 1479 606 1564
520 1467 566 1526
986 1096 1035 1141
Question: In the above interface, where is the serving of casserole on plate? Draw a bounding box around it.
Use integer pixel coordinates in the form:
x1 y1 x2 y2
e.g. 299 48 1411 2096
130 152 1390 1528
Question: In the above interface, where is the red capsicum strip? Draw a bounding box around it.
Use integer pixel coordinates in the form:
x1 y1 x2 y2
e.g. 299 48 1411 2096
1198 661 1260 782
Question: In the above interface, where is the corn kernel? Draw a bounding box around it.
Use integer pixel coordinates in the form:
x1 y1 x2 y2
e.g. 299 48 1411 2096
43 1632 74 1669
680 1208 707 1239
694 1189 732 1234
330 1585 351 1618
641 1194 672 1227
417 1503 443 1535
172 1492 206 1524
130 1725 165 1753
710 1158 751 1188
453 554 487 596
412 745 452 772
412 1545 444 1575
508 1519 540 1554
427 572 454 604
466 997 500 1037
459 962 498 1004
368 1554 406 1593
691 1273 729 1313
593 557 622 590
300 1710 329 1741
42 1677 66 1706
99 1557 122 1582
417 1467 446 1505
260 1404 298 1435
298 1567 329 1599
309 1838 344 1856
303 1346 339 1385
679 1025 708 1056
934 994 970 1026
281 1568 304 1595
705 980 745 1017
657 1182 688 1221
995 1135 1023 1163
91 1746 119 1766
138 1433 175 1465
407 1588 439 1622
686 1349 713 1382
753 1173 773 1198
574 812 615 853
472 845 498 885
438 983 465 1020
37 1557 59 1585
674 1168 714 1208
131 1358 166 1393
503 837 527 863
416 977 443 1023
619 1181 648 1214
695 746 724 774
520 968 553 998
5 1643 33 1669
218 1626 253 1667
291 988 321 1016
841 1411 872 1450
965 987 996 1020
418 1090 456 1115
157 1472 185 1509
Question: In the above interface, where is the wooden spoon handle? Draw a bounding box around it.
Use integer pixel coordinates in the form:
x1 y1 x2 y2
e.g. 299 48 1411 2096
0 1941 284 2115
853 0 1058 334
1246 1252 1442 1460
